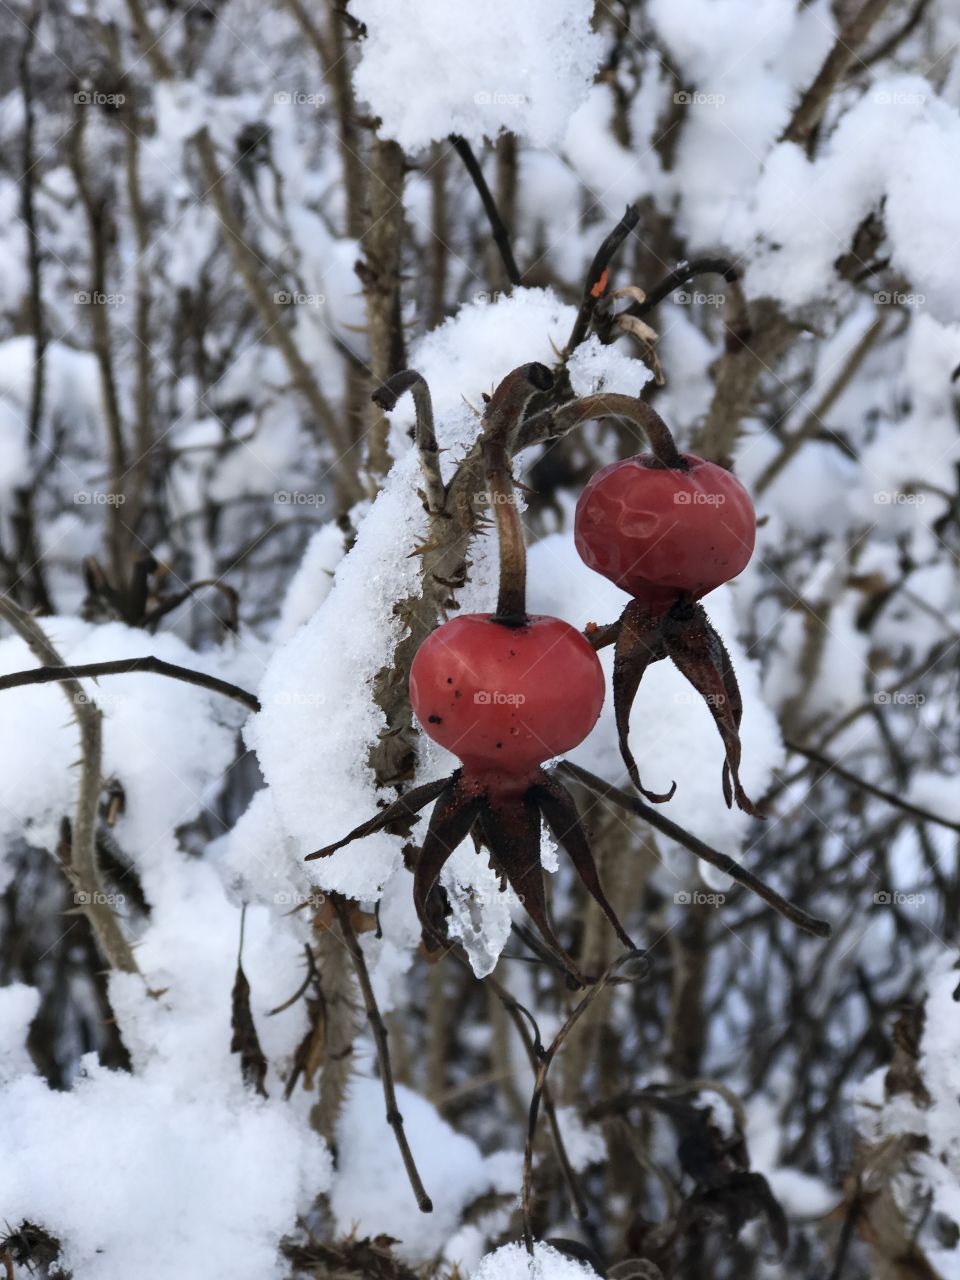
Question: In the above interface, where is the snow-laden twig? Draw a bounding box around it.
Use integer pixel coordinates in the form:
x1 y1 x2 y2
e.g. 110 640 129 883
0 595 139 974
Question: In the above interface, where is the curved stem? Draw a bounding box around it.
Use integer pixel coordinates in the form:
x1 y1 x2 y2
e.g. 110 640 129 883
517 392 686 470
521 949 646 1252
481 363 554 625
372 369 445 513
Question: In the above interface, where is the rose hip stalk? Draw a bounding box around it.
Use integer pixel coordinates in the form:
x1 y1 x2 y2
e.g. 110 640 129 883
307 364 636 985
572 401 760 815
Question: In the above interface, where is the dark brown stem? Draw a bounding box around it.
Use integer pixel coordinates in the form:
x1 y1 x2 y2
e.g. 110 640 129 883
372 371 444 513
481 363 554 624
450 135 522 288
330 896 433 1213
556 761 832 938
785 739 960 834
522 949 646 1251
566 204 640 352
0 658 261 713
518 392 686 470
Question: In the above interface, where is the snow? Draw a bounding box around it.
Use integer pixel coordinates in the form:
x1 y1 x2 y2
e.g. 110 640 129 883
472 1241 601 1280
349 0 603 151
0 1057 330 1280
331 1076 518 1263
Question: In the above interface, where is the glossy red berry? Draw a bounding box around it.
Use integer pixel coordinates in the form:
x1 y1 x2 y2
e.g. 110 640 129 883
409 613 604 789
574 454 756 611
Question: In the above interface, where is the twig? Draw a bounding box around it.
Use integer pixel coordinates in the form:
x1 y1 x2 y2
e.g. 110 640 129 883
565 204 640 352
862 0 931 65
630 257 739 315
359 136 407 479
522 950 647 1251
450 135 522 288
556 761 832 938
330 896 433 1213
0 596 139 973
0 657 260 713
477 964 590 1222
373 371 445 513
756 314 885 493
781 0 895 147
192 128 358 496
785 739 960 834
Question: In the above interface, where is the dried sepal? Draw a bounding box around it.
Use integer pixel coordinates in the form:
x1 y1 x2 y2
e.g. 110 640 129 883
304 776 449 861
613 600 676 803
534 771 637 952
661 602 762 817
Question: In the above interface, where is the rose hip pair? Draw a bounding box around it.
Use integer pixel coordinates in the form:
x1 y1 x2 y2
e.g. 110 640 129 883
308 364 757 980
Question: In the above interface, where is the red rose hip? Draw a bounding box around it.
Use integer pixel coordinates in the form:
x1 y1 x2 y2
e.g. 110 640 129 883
574 453 756 611
409 613 604 787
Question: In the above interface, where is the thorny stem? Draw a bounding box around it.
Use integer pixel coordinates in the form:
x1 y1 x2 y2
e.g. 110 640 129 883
0 595 139 974
481 362 554 625
518 392 687 471
522 950 647 1252
372 371 445 513
330 896 434 1213
557 761 832 938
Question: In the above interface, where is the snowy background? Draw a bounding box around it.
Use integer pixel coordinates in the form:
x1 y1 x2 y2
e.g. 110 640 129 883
1 0 959 1277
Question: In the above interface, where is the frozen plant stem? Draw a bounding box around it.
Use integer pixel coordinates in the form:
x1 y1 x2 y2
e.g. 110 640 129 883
330 896 434 1213
0 595 139 974
522 950 646 1252
480 362 554 624
372 371 444 514
558 761 832 938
